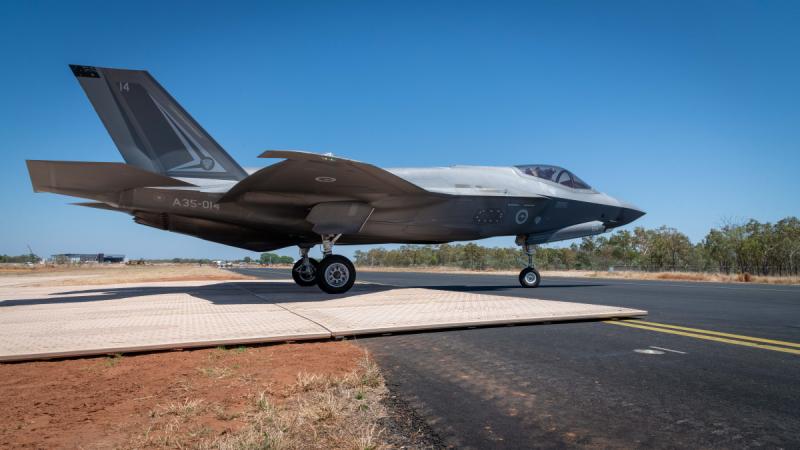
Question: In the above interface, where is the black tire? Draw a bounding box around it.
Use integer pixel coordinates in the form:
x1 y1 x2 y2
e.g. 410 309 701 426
316 255 357 294
519 267 541 288
292 258 319 286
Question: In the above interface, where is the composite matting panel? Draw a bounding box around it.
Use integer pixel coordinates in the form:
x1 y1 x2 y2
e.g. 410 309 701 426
0 280 646 361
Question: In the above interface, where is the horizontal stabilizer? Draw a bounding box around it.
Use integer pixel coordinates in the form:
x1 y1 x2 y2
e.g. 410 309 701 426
27 160 194 201
71 202 127 212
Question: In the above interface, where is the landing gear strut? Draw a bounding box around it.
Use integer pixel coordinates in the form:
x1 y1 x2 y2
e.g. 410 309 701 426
517 237 541 288
316 234 357 294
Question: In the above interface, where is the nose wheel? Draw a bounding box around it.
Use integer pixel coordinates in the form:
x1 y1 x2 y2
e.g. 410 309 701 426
519 267 541 288
517 236 541 288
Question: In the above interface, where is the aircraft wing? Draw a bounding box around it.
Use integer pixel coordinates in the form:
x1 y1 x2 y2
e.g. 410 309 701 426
219 150 432 204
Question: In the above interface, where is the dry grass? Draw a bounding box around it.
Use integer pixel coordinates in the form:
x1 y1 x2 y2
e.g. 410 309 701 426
197 366 235 379
0 263 256 287
150 399 207 419
206 356 387 450
131 356 389 450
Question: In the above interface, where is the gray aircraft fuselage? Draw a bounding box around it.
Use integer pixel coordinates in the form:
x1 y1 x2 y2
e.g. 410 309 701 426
110 164 643 250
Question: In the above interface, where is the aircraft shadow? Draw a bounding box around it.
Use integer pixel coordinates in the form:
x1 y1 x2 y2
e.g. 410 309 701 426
0 280 606 308
0 282 395 308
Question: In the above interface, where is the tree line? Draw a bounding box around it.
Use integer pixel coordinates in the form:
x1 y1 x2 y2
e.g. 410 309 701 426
258 253 294 265
6 217 797 275
0 254 41 263
353 217 800 276
144 254 294 264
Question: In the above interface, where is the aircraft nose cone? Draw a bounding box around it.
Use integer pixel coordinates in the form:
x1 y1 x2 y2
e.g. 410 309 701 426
617 202 645 225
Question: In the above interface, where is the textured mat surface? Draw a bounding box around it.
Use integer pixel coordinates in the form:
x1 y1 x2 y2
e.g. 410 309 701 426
0 280 645 361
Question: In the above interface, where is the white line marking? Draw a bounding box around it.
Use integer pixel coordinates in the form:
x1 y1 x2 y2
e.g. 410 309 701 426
649 345 687 354
635 348 664 354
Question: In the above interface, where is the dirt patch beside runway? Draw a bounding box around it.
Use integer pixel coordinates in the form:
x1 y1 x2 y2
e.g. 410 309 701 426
0 341 410 449
0 264 257 287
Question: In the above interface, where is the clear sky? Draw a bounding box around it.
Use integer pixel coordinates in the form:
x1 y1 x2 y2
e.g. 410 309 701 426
1 1 798 260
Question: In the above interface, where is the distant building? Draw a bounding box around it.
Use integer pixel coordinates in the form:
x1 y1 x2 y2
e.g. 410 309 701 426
51 253 125 264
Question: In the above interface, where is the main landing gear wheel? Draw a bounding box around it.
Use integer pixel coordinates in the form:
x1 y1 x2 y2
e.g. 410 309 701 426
519 267 541 288
292 258 319 286
317 255 356 294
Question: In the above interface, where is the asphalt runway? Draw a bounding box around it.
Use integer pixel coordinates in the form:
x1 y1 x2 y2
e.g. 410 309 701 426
236 268 800 449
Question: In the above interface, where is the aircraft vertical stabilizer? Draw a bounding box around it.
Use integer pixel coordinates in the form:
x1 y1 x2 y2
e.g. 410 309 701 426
69 64 247 181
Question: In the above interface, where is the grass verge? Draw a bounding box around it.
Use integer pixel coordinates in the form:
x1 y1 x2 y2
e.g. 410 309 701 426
129 355 389 450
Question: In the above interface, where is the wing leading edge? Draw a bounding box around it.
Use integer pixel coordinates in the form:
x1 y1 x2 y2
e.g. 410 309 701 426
219 150 435 204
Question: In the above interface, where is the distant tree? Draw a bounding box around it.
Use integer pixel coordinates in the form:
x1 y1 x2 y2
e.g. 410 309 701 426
259 253 294 265
147 258 212 264
354 250 367 265
0 254 42 263
462 243 487 270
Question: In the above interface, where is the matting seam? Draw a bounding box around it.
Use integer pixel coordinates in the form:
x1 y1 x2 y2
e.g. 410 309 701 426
230 282 335 337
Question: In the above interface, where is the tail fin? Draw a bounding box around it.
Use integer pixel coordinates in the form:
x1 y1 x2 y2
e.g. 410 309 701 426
69 64 247 181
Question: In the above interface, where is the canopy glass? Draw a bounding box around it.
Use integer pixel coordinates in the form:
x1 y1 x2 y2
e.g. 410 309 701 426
516 165 592 190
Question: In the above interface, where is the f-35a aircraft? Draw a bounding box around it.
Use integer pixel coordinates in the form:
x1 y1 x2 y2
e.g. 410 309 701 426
27 65 644 294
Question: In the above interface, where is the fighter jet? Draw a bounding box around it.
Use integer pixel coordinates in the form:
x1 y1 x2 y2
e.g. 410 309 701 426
27 65 645 293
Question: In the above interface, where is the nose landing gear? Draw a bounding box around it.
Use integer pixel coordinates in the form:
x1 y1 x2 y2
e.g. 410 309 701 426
519 266 541 288
517 237 541 288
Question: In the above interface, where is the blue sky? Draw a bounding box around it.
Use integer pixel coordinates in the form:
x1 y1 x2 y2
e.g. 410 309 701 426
1 1 798 260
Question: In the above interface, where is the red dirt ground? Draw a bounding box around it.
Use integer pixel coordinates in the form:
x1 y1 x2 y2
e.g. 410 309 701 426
0 341 364 449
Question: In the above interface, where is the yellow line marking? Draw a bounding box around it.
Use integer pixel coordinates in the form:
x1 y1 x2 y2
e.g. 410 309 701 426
631 320 800 348
604 321 800 355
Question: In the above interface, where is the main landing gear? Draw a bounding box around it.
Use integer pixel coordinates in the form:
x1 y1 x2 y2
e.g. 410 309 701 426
517 238 541 288
291 234 357 294
291 248 318 287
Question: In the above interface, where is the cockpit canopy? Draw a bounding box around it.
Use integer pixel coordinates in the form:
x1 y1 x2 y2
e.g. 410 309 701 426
516 165 592 190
